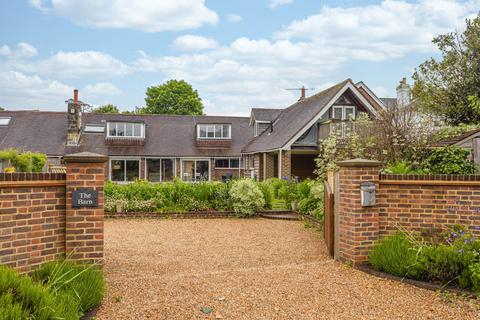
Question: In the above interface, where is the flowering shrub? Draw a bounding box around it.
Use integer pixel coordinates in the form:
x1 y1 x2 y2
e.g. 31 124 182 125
105 179 273 213
369 226 480 293
229 179 265 217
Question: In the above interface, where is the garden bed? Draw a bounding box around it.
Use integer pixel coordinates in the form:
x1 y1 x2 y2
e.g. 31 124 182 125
357 265 478 298
106 210 237 219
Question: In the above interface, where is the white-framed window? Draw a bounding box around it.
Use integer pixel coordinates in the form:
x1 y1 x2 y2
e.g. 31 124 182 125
332 106 355 120
84 124 105 133
197 124 231 139
107 122 145 138
110 159 140 182
214 158 240 169
181 159 210 182
146 158 176 182
0 117 11 126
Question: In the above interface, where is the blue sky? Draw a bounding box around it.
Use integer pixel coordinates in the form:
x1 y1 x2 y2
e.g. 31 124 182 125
0 0 478 115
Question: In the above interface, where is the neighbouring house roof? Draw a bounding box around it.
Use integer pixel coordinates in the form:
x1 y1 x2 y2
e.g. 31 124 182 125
0 111 253 157
380 98 397 109
242 79 369 153
250 108 283 123
431 129 480 147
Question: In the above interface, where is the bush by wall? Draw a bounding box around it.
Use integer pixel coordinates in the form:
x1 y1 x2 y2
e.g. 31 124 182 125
0 260 104 319
0 148 47 173
369 226 480 294
229 179 265 217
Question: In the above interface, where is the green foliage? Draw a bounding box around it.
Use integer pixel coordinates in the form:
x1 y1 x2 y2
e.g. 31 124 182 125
384 161 419 174
31 260 105 313
256 182 273 209
0 106 4 111
0 149 46 172
93 104 120 113
0 265 79 319
229 179 265 216
412 13 480 125
369 232 422 279
433 123 480 142
470 263 480 293
421 146 477 175
142 79 204 115
370 226 480 293
297 180 324 220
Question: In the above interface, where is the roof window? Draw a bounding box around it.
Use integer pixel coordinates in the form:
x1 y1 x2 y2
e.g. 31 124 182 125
0 117 11 126
84 124 105 133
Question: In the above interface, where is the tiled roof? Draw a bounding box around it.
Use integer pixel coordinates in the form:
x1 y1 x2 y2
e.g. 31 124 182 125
242 79 351 153
0 111 253 157
251 108 283 122
431 129 480 147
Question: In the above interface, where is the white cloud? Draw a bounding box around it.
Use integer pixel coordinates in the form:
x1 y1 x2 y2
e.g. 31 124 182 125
171 35 219 52
84 82 122 96
32 51 131 78
372 86 389 98
226 14 242 23
0 42 38 59
275 0 480 60
31 0 218 32
269 0 294 8
0 71 73 108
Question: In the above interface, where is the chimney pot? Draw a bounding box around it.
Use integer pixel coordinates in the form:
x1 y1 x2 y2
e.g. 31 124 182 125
73 89 78 103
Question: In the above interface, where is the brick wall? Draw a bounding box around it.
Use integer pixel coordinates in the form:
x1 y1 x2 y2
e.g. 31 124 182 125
0 152 107 273
265 152 275 179
378 174 480 238
335 159 480 266
0 173 66 273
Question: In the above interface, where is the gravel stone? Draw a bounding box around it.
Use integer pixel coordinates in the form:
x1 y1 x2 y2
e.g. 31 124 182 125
96 219 479 319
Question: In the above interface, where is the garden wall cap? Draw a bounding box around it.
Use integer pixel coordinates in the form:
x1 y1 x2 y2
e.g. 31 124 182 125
337 158 383 167
64 152 108 163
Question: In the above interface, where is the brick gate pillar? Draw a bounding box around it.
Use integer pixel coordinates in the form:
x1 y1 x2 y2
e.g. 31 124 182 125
64 152 108 264
336 158 382 265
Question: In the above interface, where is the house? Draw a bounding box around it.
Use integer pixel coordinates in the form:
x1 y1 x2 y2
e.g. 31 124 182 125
0 78 406 182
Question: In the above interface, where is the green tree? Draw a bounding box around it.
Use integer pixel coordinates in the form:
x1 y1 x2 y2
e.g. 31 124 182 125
142 80 203 115
0 106 4 111
93 104 120 113
412 13 480 125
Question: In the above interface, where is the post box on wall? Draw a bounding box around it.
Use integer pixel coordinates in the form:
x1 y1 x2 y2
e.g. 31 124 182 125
360 181 376 207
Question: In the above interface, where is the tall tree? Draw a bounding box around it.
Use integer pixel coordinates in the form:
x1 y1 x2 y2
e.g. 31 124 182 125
412 13 480 125
0 106 4 111
93 104 120 114
143 80 203 115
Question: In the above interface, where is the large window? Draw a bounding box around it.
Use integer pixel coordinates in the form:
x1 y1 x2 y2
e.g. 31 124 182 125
107 122 144 138
110 159 140 182
332 106 355 120
197 124 231 139
146 158 175 182
215 158 240 169
181 160 210 182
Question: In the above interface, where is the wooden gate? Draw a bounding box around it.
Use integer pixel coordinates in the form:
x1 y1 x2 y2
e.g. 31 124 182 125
323 181 335 257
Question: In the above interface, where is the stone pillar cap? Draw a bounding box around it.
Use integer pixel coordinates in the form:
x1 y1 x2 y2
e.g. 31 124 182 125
337 158 382 167
64 152 108 163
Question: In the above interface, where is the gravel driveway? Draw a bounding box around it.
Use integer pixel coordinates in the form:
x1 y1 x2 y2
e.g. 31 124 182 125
97 219 479 320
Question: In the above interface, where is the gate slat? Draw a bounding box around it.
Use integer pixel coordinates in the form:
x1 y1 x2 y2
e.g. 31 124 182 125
323 181 335 256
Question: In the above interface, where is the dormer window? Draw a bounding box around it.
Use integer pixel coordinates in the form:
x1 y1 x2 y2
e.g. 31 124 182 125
332 106 355 120
107 122 145 138
197 124 231 139
0 117 11 126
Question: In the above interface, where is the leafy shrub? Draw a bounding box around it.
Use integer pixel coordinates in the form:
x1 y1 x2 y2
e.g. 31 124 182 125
297 180 324 219
256 182 273 209
469 263 480 294
421 146 477 174
229 179 265 216
0 149 47 173
31 260 105 313
0 265 79 319
369 232 422 279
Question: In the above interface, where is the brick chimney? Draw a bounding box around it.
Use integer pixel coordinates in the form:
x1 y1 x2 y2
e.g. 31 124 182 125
396 77 411 107
67 89 82 146
299 86 306 101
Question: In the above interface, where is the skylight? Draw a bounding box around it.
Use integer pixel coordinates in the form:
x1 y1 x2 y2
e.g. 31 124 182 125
0 117 11 126
84 124 105 133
